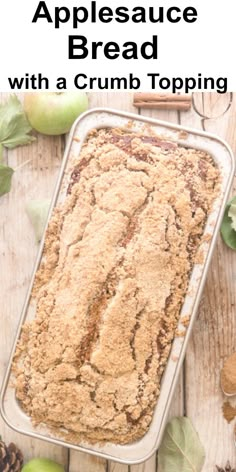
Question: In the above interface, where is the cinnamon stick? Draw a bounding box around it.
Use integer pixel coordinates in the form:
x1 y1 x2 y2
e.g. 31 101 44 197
133 93 192 111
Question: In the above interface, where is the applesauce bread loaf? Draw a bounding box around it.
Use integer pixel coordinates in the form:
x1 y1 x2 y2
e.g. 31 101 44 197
13 128 219 444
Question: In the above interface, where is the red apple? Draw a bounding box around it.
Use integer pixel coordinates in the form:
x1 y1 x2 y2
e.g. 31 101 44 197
24 92 88 135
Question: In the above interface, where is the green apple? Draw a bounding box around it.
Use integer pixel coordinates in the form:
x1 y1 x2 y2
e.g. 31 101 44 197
22 458 64 472
24 92 88 135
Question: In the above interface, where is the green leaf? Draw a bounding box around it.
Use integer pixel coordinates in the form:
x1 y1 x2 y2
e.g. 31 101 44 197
26 199 51 243
221 196 236 250
0 163 14 197
0 95 35 148
158 417 205 472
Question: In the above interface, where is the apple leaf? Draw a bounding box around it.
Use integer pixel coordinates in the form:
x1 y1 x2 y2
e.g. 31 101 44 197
0 163 14 197
158 417 205 472
26 199 51 243
221 196 236 250
0 95 35 148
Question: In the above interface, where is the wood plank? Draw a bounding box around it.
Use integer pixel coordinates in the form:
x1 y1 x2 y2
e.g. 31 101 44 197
69 454 108 472
4 92 234 472
180 93 236 470
192 92 233 138
89 92 136 112
94 92 189 472
69 92 135 472
133 106 185 472
0 94 68 466
140 105 185 421
108 462 128 472
140 108 185 423
131 454 157 472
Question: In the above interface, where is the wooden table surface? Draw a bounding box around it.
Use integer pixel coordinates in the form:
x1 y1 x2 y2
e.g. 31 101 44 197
1 92 236 472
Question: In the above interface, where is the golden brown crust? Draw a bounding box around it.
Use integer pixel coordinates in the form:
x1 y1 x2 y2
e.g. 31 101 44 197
13 128 219 444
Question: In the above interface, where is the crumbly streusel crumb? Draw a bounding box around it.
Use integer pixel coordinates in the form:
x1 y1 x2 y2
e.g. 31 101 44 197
13 128 220 445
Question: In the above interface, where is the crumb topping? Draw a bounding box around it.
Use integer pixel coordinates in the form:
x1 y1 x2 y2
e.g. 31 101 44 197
13 128 219 444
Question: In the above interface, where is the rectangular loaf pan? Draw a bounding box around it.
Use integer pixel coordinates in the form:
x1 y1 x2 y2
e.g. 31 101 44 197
1 109 235 465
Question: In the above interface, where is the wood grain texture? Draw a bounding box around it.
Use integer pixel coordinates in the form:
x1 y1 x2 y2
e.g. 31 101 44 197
68 92 136 472
89 92 136 112
130 454 157 472
0 92 235 472
69 453 108 472
139 105 185 472
140 108 185 422
181 93 236 470
192 92 233 138
0 93 68 466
